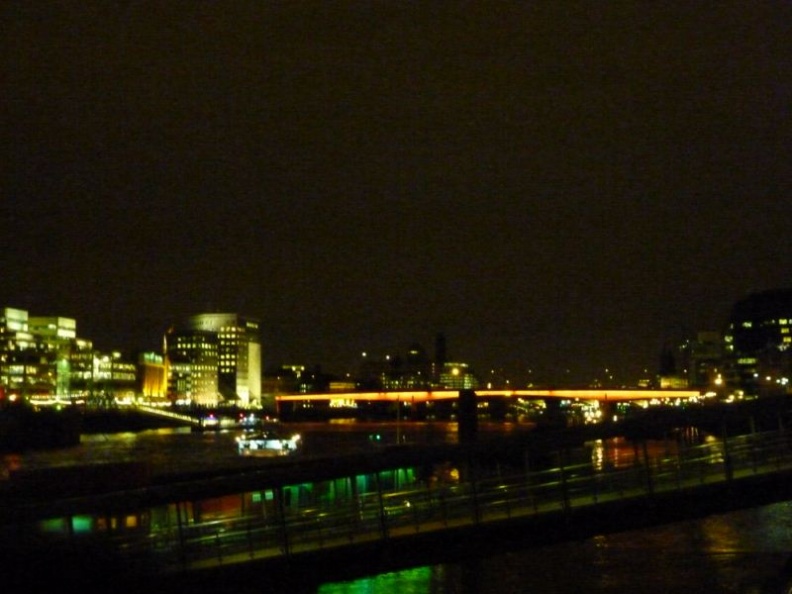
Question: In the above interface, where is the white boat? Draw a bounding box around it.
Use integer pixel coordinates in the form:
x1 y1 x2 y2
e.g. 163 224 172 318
236 426 301 457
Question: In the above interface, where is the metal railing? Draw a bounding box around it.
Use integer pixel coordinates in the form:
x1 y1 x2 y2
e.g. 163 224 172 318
7 429 792 579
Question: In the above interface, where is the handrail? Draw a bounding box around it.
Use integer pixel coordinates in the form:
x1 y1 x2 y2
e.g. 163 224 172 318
4 429 792 580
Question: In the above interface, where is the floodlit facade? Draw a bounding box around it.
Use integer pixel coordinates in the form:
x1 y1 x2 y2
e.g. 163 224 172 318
185 313 262 407
438 362 479 390
93 351 138 404
0 308 83 401
28 316 78 399
0 308 36 399
138 352 168 402
164 328 219 407
0 307 143 405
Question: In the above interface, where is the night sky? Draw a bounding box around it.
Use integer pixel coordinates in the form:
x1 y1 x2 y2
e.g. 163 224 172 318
2 2 791 386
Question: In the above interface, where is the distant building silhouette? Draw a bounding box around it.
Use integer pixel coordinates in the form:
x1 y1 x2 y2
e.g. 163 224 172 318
724 288 792 396
659 332 723 390
434 332 447 379
357 345 432 390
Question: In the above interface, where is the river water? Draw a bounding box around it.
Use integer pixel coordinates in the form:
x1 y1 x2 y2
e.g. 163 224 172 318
314 501 792 594
3 422 792 593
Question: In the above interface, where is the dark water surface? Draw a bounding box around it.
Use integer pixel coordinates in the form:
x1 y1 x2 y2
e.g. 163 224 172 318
1 420 486 478
314 501 792 594
3 423 792 593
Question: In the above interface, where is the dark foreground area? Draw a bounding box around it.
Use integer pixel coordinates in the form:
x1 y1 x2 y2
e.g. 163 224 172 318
7 464 792 594
4 395 792 593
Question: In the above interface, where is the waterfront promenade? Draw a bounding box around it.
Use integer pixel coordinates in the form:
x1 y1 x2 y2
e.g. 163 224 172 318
3 423 792 592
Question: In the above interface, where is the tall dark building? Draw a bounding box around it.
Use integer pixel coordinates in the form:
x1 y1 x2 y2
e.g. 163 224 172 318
724 289 792 395
433 332 447 385
434 332 446 367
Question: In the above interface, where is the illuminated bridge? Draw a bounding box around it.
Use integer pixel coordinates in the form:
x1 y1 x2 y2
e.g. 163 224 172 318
276 387 703 405
275 388 705 422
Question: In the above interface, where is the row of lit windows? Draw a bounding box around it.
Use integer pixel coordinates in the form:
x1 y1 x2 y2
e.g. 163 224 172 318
738 358 758 365
174 342 218 350
111 372 137 381
743 319 791 329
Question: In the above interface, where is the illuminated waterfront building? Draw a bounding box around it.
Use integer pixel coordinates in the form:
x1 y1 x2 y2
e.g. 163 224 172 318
0 308 89 402
438 362 479 390
0 307 37 399
27 316 77 342
164 328 219 407
63 339 94 401
138 352 167 403
28 316 77 399
185 313 262 407
93 351 138 404
1 307 146 405
724 288 792 395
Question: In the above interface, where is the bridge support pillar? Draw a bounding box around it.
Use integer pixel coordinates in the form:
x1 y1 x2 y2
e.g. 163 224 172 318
599 401 616 422
458 389 478 445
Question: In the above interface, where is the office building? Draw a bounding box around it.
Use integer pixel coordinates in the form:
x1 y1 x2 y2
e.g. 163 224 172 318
438 362 479 390
724 288 792 395
0 308 87 402
93 350 138 404
164 328 219 407
185 313 262 407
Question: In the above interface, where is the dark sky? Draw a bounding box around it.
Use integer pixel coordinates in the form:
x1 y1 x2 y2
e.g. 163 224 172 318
2 2 791 386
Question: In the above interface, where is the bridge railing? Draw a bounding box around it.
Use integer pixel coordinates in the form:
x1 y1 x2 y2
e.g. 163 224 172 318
5 428 792 578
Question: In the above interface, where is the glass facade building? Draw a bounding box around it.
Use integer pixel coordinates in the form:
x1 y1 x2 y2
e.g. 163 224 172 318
185 313 262 407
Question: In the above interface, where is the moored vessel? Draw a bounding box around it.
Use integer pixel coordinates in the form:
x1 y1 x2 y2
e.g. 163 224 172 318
236 424 301 457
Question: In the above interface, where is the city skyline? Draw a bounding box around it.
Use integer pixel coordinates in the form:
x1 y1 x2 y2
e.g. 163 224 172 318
0 298 746 388
3 3 791 387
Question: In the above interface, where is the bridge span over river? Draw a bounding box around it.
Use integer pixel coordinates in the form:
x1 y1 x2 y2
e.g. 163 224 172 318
275 387 703 405
3 415 792 593
274 387 705 425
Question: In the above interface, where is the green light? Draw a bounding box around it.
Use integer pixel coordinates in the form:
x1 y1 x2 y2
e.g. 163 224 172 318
39 518 68 534
318 566 432 593
72 515 93 534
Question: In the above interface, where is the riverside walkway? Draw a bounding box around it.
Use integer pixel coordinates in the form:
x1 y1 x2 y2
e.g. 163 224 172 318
4 427 792 591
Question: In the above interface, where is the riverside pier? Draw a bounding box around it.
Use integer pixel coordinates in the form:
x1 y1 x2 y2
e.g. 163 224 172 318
3 394 792 592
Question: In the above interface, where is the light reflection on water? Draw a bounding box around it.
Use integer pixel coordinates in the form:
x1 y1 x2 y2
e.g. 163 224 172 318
1 427 251 478
317 567 440 594
5 423 792 593
318 502 792 594
0 421 494 478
